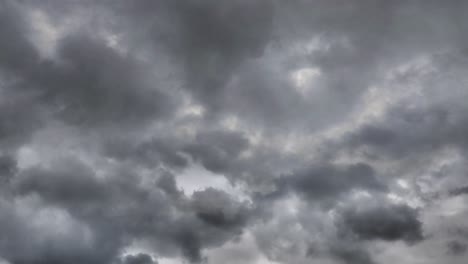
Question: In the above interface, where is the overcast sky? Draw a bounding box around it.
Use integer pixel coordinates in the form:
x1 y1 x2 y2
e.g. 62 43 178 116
1 0 468 263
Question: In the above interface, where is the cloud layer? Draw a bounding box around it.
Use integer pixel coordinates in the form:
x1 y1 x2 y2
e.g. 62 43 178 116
1 0 468 263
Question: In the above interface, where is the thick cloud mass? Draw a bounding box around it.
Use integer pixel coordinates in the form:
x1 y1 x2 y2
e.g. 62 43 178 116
119 253 158 264
1 0 468 263
338 202 423 243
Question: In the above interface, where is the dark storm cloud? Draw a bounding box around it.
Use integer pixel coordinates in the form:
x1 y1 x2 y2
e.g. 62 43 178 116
118 253 158 264
0 154 16 185
22 33 174 130
192 187 251 229
446 240 467 256
449 186 468 197
38 34 174 126
1 0 468 263
329 246 376 264
0 199 115 264
121 0 274 110
103 128 250 174
14 158 108 205
8 157 252 263
1 2 175 133
274 163 386 205
0 1 38 74
0 90 43 150
111 0 330 131
183 129 250 173
344 103 468 160
0 2 44 149
103 135 189 170
338 202 424 243
156 171 183 198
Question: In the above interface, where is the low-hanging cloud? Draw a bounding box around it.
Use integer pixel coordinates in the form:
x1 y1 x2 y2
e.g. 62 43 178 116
1 0 468 263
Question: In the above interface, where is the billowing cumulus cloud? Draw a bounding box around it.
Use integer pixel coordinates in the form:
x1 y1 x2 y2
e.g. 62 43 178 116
1 0 468 263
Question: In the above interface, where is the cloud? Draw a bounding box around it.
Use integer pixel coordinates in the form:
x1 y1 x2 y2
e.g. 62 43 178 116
183 129 250 173
7 155 254 263
274 162 386 207
337 202 424 244
329 245 376 264
1 0 468 263
192 187 251 229
446 240 467 256
119 253 158 264
449 186 468 197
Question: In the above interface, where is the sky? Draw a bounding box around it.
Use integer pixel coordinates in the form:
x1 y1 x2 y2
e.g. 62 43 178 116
1 0 468 263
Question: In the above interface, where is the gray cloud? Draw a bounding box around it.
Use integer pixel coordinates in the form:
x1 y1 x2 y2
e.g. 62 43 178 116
446 240 467 256
192 187 251 230
118 253 158 264
337 202 424 243
1 0 468 263
274 163 386 207
6 156 253 263
183 130 250 174
449 186 468 197
329 245 376 264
